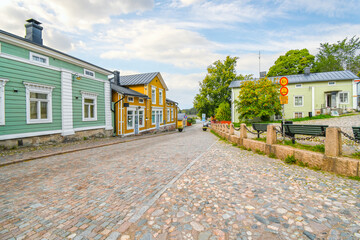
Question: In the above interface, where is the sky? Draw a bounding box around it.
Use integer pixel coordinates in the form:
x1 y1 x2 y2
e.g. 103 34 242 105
0 0 359 109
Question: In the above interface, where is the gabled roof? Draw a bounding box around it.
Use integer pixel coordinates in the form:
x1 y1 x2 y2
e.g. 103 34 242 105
166 98 178 104
0 29 112 75
119 72 169 90
229 70 359 88
111 83 149 98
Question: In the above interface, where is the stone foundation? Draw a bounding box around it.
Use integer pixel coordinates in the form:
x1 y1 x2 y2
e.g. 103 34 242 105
0 128 112 149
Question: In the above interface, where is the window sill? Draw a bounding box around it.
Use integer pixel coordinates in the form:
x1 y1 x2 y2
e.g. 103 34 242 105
27 119 52 124
82 118 97 122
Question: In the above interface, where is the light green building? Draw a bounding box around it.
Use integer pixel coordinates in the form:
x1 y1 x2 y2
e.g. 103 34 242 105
0 19 113 147
230 69 359 122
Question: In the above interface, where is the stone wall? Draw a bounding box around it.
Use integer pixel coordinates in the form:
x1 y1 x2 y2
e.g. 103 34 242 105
211 123 360 178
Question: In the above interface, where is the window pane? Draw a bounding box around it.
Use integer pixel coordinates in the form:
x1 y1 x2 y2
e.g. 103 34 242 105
36 93 47 99
127 112 133 127
152 111 155 123
90 105 94 118
85 104 89 118
30 92 36 98
85 98 93 103
30 101 37 119
40 102 47 119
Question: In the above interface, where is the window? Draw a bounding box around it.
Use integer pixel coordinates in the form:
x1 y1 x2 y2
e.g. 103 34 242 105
152 110 155 124
24 82 54 124
81 91 97 121
139 110 144 127
139 98 144 104
339 92 349 104
159 90 163 105
84 69 95 78
0 78 8 125
151 87 156 104
294 96 303 107
274 114 282 120
127 110 134 129
167 109 170 122
127 96 134 102
171 109 174 121
294 112 303 118
159 110 163 124
30 52 49 65
328 81 336 86
295 84 302 88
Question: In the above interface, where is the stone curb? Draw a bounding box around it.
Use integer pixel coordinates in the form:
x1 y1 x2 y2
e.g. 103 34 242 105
0 131 178 167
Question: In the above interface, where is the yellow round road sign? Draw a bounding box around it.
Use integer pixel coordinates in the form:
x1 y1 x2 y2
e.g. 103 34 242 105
280 86 289 96
280 77 289 86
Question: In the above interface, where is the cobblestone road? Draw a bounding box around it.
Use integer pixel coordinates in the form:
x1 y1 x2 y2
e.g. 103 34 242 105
1 125 360 240
0 126 216 240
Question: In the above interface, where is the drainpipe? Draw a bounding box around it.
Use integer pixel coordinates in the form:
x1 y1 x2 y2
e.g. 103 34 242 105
111 95 125 136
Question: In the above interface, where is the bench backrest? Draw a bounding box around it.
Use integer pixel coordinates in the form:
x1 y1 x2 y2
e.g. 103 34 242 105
252 123 268 132
353 127 360 140
283 124 328 136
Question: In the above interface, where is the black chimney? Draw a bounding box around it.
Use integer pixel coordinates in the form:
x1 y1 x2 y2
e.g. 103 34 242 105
114 71 120 85
25 19 43 45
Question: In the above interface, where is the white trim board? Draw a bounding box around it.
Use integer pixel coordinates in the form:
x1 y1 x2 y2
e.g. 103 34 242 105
73 126 106 132
0 130 62 141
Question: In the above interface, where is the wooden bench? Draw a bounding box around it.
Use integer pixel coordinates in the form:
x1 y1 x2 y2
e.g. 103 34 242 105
283 124 328 144
353 127 360 140
252 123 269 138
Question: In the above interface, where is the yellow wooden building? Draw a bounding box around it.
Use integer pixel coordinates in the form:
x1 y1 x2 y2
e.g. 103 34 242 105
111 71 178 136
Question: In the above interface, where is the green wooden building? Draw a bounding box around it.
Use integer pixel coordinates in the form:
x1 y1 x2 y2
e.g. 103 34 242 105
230 69 359 122
0 19 113 147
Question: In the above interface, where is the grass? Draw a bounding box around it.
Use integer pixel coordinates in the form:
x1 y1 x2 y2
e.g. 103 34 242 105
284 155 297 164
348 176 360 181
255 149 265 155
278 140 325 153
210 130 228 142
269 153 277 159
254 137 266 142
298 161 309 167
351 152 360 159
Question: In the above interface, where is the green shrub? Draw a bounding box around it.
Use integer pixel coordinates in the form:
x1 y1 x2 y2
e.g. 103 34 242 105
352 152 360 159
239 145 247 150
298 161 309 167
255 149 265 155
269 153 276 159
284 155 296 164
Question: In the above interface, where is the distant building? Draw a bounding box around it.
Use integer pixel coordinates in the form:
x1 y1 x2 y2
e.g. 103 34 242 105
230 70 359 122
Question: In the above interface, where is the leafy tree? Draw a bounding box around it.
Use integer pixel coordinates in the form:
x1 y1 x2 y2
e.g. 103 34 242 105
215 102 231 121
193 56 240 117
267 49 315 77
235 78 282 121
314 36 360 74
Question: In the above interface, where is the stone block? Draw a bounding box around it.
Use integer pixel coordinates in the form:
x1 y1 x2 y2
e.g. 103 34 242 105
266 125 277 145
272 144 295 160
294 149 324 168
325 127 342 157
332 157 360 177
243 139 266 152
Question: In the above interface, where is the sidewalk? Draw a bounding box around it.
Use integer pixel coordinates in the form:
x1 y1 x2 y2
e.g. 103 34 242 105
0 130 178 167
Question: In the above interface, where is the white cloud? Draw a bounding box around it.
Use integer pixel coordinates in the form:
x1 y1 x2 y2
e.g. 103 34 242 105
99 20 223 69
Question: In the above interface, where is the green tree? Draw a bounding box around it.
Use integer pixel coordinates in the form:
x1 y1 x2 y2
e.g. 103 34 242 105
314 36 360 74
235 78 282 121
215 102 231 121
267 49 315 77
193 56 240 117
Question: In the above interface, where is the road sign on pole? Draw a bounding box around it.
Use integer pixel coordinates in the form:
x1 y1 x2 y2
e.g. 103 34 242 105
202 113 206 122
280 86 289 96
279 96 288 104
280 77 288 86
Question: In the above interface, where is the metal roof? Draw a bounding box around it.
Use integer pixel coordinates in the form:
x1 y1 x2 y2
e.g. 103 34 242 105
0 29 112 74
109 72 169 90
229 70 358 88
111 83 149 98
166 98 178 104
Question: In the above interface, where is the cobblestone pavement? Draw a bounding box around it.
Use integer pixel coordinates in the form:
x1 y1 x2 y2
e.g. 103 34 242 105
123 139 360 240
0 125 216 239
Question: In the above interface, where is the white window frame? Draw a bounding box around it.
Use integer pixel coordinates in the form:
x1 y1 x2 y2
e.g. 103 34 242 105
0 78 8 125
151 87 156 104
328 81 336 86
159 89 163 105
295 84 302 88
294 95 304 107
138 109 145 128
127 109 135 130
84 69 95 78
24 82 54 124
127 96 134 103
152 110 156 124
171 109 174 121
339 92 349 104
167 109 170 122
81 91 98 121
294 112 303 118
30 52 49 66
139 98 144 104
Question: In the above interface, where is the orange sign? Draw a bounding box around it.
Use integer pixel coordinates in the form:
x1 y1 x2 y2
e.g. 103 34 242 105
279 77 289 86
280 86 289 96
280 96 288 104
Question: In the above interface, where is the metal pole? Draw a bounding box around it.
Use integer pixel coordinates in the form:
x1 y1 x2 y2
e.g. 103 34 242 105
282 104 285 142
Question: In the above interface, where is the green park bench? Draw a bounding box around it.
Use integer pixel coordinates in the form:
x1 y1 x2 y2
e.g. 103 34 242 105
252 123 269 138
353 127 360 141
283 124 328 144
